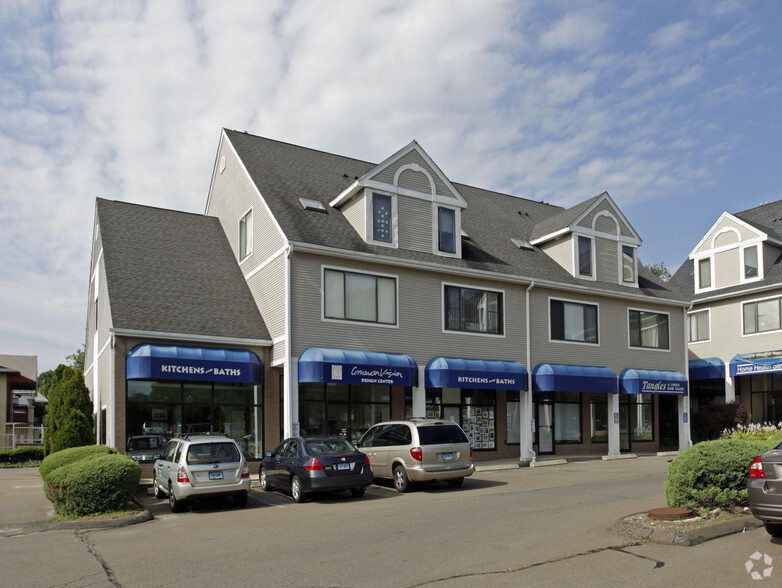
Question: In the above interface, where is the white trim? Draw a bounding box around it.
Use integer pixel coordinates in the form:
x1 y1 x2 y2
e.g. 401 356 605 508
530 227 569 246
289 240 691 308
686 308 711 344
394 163 436 197
620 244 639 288
238 205 254 263
573 234 596 281
627 306 671 352
740 243 763 285
365 189 398 248
547 295 600 346
244 245 287 280
575 193 643 244
110 328 271 347
688 211 779 258
321 264 400 328
740 293 782 338
694 255 715 294
432 204 461 258
441 281 506 338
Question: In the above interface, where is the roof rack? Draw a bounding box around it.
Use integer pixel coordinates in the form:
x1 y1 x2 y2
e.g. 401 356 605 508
179 432 230 441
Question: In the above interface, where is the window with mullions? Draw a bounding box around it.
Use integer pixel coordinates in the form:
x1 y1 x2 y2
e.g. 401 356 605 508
324 268 397 325
744 297 782 335
621 394 653 442
425 388 496 450
444 285 503 335
550 298 598 344
629 309 669 350
299 382 391 441
749 374 782 423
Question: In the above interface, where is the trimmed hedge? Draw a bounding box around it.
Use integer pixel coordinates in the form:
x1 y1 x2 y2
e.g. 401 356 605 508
0 450 10 463
0 446 45 464
39 445 116 480
665 438 775 512
45 453 141 517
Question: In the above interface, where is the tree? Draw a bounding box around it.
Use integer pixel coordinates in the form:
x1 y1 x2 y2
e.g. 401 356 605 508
66 345 85 374
646 261 671 282
37 369 54 398
44 364 94 455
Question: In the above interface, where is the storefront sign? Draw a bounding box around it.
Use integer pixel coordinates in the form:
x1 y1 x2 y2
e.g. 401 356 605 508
733 361 782 376
126 344 263 384
330 363 408 386
639 379 687 394
448 372 524 390
141 357 256 383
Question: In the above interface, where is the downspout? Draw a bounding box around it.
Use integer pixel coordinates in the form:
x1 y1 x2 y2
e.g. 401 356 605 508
284 243 295 438
526 281 536 463
684 303 693 448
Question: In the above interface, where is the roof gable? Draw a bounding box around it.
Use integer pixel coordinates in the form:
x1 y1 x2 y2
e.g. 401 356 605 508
689 211 768 258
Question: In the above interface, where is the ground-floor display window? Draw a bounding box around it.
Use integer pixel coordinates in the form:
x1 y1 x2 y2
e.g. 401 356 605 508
621 394 653 442
506 391 520 444
424 388 496 450
299 382 391 442
689 379 725 413
534 391 581 451
748 373 782 423
126 380 263 458
590 397 608 444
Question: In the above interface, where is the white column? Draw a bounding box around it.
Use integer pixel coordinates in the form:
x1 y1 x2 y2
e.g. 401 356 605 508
286 360 299 437
520 389 534 463
724 374 735 403
413 365 426 418
678 393 692 451
608 393 620 456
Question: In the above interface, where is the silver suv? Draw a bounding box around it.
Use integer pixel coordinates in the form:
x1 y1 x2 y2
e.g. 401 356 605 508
152 434 251 512
357 419 474 492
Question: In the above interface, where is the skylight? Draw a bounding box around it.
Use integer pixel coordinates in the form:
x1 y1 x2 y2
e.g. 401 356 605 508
511 238 534 250
299 198 327 213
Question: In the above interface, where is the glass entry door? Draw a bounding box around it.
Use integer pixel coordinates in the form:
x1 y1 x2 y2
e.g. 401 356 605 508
537 403 554 454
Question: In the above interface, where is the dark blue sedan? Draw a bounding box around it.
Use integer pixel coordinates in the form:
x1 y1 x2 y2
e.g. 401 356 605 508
259 436 372 502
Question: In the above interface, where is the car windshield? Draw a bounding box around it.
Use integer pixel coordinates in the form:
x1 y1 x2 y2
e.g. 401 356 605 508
186 442 241 464
305 438 358 456
127 437 161 451
417 425 469 445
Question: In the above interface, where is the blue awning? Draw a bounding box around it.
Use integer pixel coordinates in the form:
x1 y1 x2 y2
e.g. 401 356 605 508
126 344 263 383
730 351 782 377
532 364 616 394
298 347 418 387
425 357 527 390
620 369 687 395
689 358 725 380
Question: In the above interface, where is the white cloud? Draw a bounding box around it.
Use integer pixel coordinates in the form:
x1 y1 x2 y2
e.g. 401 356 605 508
650 21 694 51
539 11 609 52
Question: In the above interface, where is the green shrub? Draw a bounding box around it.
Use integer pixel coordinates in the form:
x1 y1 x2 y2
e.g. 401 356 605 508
45 453 141 517
0 450 10 463
665 438 775 512
39 445 116 480
10 446 45 463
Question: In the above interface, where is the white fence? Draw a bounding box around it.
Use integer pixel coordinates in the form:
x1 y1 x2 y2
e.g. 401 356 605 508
1 425 44 450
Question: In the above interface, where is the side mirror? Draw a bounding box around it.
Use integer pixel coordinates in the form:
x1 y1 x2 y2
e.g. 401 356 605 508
264 451 273 458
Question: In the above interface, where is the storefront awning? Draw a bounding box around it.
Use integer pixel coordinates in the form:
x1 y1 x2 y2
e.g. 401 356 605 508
126 344 263 383
298 347 418 386
620 369 687 395
689 358 725 381
425 357 528 390
532 364 616 394
730 351 782 377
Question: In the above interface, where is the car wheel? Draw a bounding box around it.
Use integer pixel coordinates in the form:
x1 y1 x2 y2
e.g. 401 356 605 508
350 486 366 498
393 465 411 493
152 474 165 499
765 522 782 538
169 483 185 513
234 492 248 507
291 475 306 503
447 477 464 488
259 468 273 491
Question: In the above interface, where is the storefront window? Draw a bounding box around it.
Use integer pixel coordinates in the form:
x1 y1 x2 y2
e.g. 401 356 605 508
506 391 520 444
298 382 391 442
590 397 608 443
426 388 496 450
535 391 582 444
749 373 782 423
620 394 653 442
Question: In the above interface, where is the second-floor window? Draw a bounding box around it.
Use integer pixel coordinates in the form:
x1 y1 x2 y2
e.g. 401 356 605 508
444 285 503 335
688 309 710 343
698 257 711 289
438 207 456 254
744 297 781 335
577 236 592 277
744 245 759 280
372 193 392 243
622 246 636 283
550 298 598 344
324 268 397 325
629 309 669 350
239 208 253 261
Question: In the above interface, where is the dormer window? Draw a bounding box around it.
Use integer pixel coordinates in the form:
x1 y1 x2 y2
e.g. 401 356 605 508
239 207 253 261
438 207 456 253
697 257 712 290
372 193 392 242
622 246 636 284
744 245 759 280
577 236 593 278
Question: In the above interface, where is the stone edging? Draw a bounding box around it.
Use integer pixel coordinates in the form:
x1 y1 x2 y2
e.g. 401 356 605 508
615 513 763 546
46 499 153 531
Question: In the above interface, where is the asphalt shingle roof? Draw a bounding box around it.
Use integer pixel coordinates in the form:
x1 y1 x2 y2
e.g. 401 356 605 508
96 198 270 341
225 129 680 302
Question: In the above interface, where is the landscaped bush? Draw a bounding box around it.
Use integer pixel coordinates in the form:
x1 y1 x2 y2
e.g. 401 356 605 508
45 453 141 517
0 450 10 463
665 438 776 512
39 444 116 480
10 446 45 463
721 423 782 443
691 401 747 442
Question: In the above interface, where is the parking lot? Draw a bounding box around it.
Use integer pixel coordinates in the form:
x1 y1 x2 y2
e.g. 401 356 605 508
3 457 780 586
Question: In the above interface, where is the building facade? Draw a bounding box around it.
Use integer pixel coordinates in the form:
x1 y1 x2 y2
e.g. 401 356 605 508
0 354 41 449
85 129 692 462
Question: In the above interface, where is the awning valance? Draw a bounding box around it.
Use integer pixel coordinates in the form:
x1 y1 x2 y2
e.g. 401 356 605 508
730 352 782 377
689 358 725 381
620 369 687 395
298 347 417 387
532 364 616 394
126 344 263 383
425 357 527 390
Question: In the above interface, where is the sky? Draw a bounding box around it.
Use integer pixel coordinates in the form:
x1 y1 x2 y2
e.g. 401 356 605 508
1 0 781 374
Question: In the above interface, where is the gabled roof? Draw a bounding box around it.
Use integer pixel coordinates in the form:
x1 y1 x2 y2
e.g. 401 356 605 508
96 198 270 342
222 129 682 302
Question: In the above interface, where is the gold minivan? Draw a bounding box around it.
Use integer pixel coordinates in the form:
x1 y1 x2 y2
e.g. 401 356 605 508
357 419 474 492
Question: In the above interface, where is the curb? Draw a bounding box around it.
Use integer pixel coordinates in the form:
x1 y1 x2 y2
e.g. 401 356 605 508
46 499 153 531
615 513 763 546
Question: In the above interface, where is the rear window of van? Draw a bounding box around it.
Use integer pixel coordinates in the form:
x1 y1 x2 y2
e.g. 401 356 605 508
417 425 468 445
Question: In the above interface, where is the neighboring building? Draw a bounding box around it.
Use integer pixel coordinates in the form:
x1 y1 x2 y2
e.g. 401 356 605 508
0 354 40 449
670 200 782 425
85 129 692 462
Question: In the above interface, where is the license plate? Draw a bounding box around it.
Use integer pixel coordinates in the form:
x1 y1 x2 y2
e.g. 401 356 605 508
209 471 224 480
441 452 454 461
337 463 350 471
